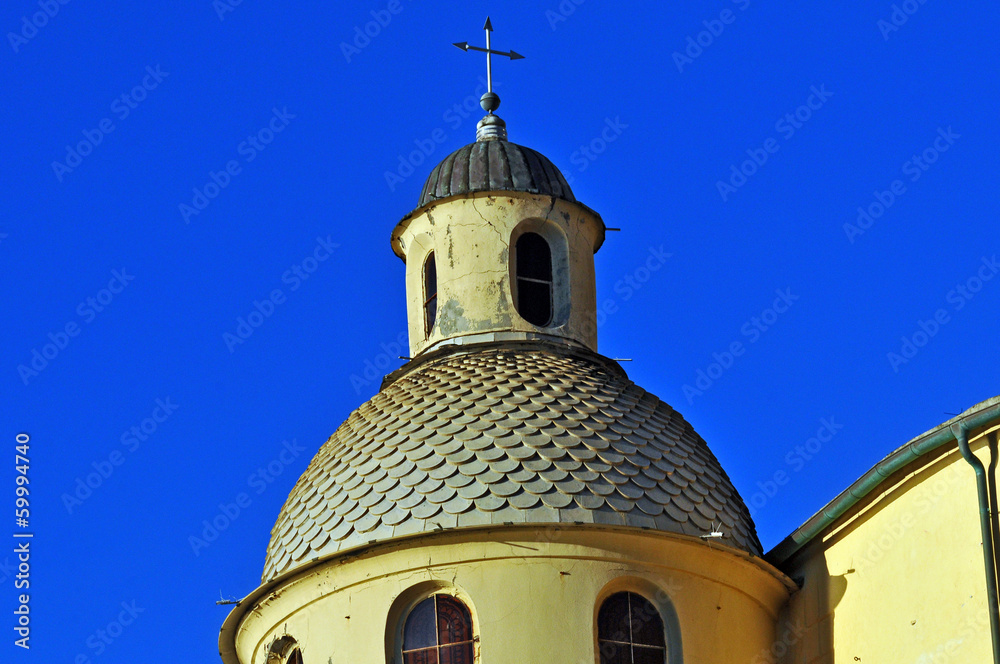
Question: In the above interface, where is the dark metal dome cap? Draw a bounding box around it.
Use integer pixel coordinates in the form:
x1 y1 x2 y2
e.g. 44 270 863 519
418 140 576 208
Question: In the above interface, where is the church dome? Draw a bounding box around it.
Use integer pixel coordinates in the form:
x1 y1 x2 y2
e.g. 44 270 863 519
417 140 575 208
264 344 761 581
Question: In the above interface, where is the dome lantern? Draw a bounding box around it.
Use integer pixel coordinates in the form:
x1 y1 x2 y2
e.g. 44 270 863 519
393 18 605 359
391 146 605 358
220 21 783 664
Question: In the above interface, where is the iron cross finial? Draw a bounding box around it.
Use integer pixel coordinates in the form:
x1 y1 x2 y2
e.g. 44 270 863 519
453 16 524 114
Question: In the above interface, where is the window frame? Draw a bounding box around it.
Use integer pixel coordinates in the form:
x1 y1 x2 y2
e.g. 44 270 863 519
597 591 667 664
514 231 554 327
510 220 569 329
388 584 479 664
423 251 438 336
401 593 475 663
594 581 683 664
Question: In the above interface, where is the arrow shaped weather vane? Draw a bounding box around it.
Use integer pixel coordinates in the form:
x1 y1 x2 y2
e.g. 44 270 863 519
453 17 524 114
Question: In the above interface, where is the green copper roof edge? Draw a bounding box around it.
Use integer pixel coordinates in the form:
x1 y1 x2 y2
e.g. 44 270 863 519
766 396 1000 567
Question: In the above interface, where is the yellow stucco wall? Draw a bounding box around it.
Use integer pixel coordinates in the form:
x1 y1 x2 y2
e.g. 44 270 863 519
228 526 792 664
777 427 997 664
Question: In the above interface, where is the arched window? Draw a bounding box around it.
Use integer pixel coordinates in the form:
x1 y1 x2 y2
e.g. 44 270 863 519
514 233 552 327
423 252 437 336
266 637 303 664
402 594 474 663
598 592 667 664
515 232 553 326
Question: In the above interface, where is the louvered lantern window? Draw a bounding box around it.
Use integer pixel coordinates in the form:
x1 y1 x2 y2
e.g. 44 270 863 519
515 232 553 326
402 595 474 664
598 592 667 664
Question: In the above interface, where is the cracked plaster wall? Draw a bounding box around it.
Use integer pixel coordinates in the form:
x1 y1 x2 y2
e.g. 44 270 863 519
393 193 603 357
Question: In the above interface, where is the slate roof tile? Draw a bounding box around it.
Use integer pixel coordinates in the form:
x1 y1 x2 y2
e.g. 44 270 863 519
262 348 761 581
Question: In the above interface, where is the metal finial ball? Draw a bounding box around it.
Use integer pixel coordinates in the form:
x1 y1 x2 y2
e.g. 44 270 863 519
480 92 501 112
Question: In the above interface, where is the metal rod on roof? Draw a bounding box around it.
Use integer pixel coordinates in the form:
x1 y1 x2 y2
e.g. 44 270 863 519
484 17 493 94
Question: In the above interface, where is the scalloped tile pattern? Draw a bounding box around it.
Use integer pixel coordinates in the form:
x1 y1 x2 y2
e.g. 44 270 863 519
263 348 761 580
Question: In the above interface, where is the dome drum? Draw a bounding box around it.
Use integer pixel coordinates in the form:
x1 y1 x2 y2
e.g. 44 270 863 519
393 193 605 358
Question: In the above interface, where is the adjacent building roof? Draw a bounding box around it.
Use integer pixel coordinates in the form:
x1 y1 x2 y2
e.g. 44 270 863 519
264 345 761 580
417 140 576 208
766 395 1000 566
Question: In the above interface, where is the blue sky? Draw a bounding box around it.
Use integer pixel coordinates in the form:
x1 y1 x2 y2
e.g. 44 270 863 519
3 0 998 661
